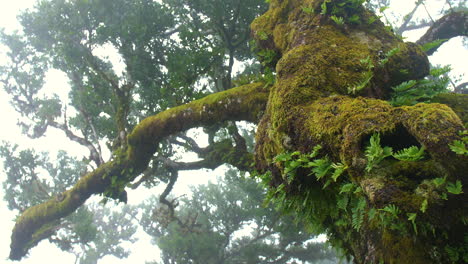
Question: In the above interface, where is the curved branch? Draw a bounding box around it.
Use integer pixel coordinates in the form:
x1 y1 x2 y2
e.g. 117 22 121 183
9 82 269 260
416 11 468 55
49 121 103 167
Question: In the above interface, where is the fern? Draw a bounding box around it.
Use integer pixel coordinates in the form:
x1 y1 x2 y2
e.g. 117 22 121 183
393 146 425 161
351 197 367 231
365 133 393 172
331 15 345 25
446 180 463 195
421 39 448 52
432 177 446 187
449 140 468 155
379 47 400 66
309 157 333 180
390 65 450 106
337 195 349 211
340 183 355 194
407 213 418 234
420 199 428 213
331 163 348 181
449 130 468 156
379 204 400 218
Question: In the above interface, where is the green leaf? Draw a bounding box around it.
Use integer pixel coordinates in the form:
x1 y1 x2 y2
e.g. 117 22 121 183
337 195 349 211
432 177 446 187
420 199 428 213
340 183 355 194
392 80 418 93
257 31 269 40
310 158 333 180
407 213 418 234
331 15 344 25
320 0 330 15
274 152 291 162
365 133 393 172
368 208 377 221
421 39 448 52
331 163 347 181
379 204 400 218
393 146 425 161
449 140 468 155
446 180 463 195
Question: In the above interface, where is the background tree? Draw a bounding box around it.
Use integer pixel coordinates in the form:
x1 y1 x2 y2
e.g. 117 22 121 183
140 169 341 264
0 0 466 263
0 144 138 263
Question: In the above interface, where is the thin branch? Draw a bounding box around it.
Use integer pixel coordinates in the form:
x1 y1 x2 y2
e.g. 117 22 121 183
49 120 103 167
422 1 435 23
396 0 423 35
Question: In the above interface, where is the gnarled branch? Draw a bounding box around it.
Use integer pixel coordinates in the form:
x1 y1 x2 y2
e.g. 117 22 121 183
9 82 269 260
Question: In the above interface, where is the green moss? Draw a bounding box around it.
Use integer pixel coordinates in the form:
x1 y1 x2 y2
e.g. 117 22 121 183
432 93 468 125
128 82 269 170
380 230 431 264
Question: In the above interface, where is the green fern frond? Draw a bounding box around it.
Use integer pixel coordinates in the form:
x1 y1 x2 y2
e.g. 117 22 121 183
365 133 393 172
393 146 425 161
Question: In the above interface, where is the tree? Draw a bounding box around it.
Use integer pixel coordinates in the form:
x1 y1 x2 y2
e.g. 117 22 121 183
1 0 467 263
0 145 138 263
140 169 341 264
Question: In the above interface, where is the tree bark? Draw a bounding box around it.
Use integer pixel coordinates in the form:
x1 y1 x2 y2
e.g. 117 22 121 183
252 1 467 263
8 1 468 263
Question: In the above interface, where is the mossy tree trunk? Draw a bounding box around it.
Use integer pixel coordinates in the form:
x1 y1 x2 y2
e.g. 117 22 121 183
8 0 468 262
252 0 467 263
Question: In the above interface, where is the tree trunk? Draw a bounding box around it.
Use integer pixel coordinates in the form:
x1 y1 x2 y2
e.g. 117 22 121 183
8 1 468 262
252 1 467 263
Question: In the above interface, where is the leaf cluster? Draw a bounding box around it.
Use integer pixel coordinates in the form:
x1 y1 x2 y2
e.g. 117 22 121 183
449 130 468 156
390 66 451 106
319 0 368 25
365 133 426 172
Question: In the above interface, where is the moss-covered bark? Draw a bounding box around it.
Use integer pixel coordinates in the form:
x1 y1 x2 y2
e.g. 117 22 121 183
9 83 269 260
9 1 468 262
253 1 467 263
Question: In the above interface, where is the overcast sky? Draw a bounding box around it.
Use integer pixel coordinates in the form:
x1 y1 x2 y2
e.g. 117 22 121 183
0 1 467 264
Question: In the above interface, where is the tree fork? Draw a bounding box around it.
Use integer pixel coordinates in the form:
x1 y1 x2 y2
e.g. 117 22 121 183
9 82 269 260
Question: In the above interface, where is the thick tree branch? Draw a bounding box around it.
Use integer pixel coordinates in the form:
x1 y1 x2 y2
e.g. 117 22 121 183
9 82 269 260
416 11 468 55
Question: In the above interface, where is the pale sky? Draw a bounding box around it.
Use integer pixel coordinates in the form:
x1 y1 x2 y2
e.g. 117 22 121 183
0 1 467 264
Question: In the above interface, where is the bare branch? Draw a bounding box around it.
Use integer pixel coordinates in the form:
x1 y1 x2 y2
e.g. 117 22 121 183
49 120 103 167
395 1 423 35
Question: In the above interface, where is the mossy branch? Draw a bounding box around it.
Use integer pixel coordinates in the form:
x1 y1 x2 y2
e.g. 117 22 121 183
9 82 270 260
416 11 468 55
